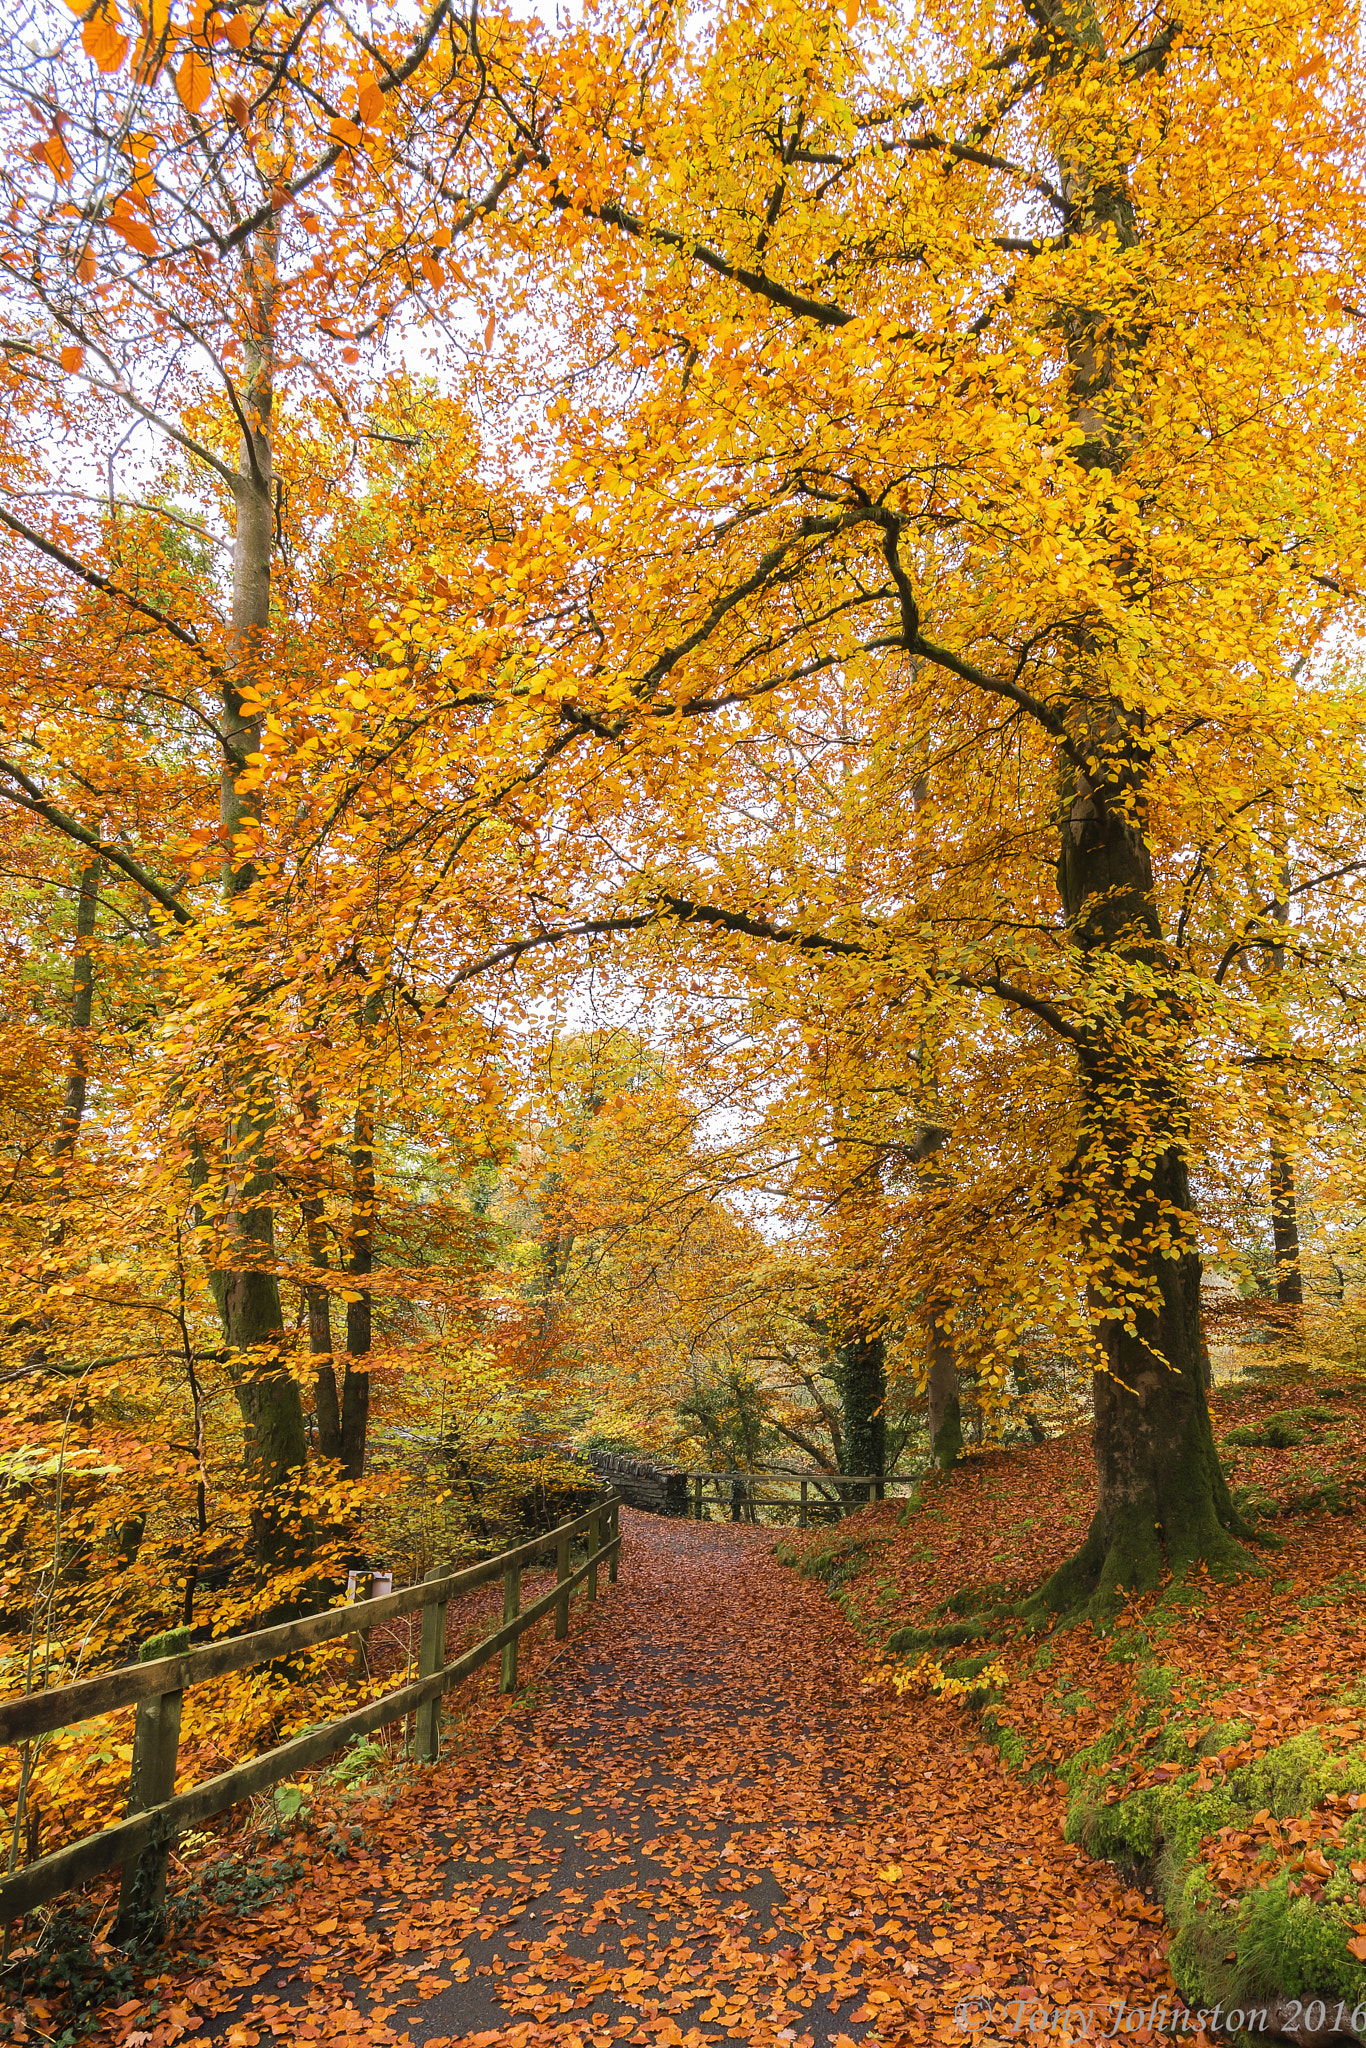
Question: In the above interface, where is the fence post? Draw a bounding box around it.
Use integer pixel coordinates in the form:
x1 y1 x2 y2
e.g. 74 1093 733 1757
114 1624 190 1944
414 1565 449 1763
587 1507 600 1601
500 1561 521 1694
800 1479 808 1528
693 1474 703 1520
608 1498 619 1583
874 1476 885 1503
555 1530 570 1639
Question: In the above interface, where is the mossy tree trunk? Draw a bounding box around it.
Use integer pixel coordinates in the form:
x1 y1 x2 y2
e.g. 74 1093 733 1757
1024 0 1257 1620
1041 790 1256 1618
837 1329 886 1489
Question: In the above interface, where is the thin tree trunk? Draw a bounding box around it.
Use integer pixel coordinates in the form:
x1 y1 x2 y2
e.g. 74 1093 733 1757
53 856 100 1168
926 1310 963 1471
204 216 306 1499
296 1069 341 1458
1267 835 1303 1309
338 989 383 1482
45 855 101 1255
1269 1139 1304 1310
340 1080 373 1482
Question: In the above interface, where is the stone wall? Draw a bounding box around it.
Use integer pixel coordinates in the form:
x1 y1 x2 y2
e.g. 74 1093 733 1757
584 1450 689 1516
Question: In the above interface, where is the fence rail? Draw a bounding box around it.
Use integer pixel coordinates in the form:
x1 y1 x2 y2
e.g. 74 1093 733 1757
0 1494 621 1934
681 1469 911 1521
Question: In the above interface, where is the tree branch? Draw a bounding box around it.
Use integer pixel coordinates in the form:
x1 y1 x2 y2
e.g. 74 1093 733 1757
0 504 228 692
0 760 194 925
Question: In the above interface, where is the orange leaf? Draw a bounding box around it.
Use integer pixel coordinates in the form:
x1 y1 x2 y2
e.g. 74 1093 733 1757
329 115 362 148
31 133 75 183
484 310 496 349
81 10 131 71
224 11 249 47
228 91 250 127
109 213 158 256
176 50 213 112
76 245 96 284
58 344 85 373
357 75 385 126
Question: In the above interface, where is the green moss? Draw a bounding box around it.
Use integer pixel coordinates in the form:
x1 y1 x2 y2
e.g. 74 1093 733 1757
884 1619 982 1654
1235 1876 1364 2003
945 1651 1003 1682
935 1579 1012 1617
1063 1708 1366 2016
1288 1479 1355 1516
1136 1660 1179 1705
1226 1420 1306 1449
1231 1483 1281 1524
1222 1407 1335 1450
786 1530 885 1587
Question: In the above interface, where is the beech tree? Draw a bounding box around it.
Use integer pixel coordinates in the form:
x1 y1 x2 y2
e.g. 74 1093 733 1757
0 0 533 1517
390 0 1366 1613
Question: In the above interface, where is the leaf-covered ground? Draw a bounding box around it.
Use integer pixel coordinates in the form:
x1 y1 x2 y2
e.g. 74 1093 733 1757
17 1360 1366 2048
21 1514 1192 2048
790 1363 1366 2031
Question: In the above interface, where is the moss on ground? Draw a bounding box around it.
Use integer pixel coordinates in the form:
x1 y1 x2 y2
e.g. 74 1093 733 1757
1062 1663 1366 2018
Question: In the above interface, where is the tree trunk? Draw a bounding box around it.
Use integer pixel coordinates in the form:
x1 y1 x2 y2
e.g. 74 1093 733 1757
1269 1139 1304 1310
205 217 306 1499
53 855 101 1169
926 1313 963 1472
1044 805 1254 1615
339 998 382 1482
1267 830 1303 1309
838 1329 886 1489
297 1071 342 1458
1028 0 1253 1617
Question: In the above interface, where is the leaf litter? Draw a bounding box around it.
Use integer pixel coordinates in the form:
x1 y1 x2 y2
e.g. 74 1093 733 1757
29 1513 1204 2048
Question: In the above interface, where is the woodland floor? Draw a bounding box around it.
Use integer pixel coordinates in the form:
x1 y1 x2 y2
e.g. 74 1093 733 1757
42 1511 1190 2048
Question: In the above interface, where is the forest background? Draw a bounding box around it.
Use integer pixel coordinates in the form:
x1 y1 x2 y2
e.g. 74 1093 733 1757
2 0 1366 1918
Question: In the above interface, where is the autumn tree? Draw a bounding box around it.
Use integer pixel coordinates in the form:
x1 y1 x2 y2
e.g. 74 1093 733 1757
0 0 546 1522
380 0 1366 1616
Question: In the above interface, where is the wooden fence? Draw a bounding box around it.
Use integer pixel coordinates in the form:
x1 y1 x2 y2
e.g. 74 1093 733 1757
0 1494 621 1938
683 1469 908 1522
